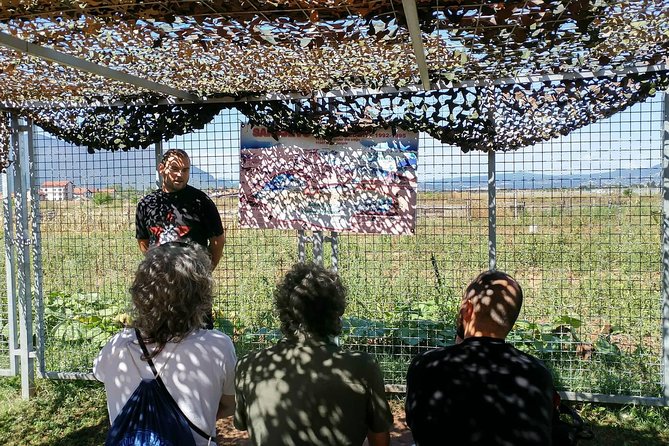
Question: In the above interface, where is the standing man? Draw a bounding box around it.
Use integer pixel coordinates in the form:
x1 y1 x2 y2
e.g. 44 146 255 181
405 270 555 446
136 148 225 269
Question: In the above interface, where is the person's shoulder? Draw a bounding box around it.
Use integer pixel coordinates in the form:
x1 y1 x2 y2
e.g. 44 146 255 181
136 189 161 204
408 346 453 370
184 184 208 196
105 327 135 346
236 343 281 371
190 328 233 346
186 185 218 202
508 344 554 375
333 348 388 372
95 328 135 368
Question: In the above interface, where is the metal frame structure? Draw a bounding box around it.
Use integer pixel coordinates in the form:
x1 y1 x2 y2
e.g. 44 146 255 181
1 98 666 405
662 93 669 404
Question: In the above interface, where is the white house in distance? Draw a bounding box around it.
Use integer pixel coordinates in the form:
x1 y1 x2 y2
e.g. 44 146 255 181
73 186 93 200
40 180 74 201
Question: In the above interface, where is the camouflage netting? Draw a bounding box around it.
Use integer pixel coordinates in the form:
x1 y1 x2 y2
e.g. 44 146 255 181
238 71 669 152
0 1 667 152
23 103 228 153
0 111 9 169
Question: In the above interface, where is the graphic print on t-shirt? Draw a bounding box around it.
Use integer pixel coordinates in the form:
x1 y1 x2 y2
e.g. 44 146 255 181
136 185 223 249
149 209 191 245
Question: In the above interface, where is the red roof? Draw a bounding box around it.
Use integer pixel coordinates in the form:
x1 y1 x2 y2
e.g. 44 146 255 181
42 181 72 187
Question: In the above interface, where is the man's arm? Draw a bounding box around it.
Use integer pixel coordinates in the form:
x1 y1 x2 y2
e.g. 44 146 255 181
216 394 235 419
208 232 225 270
137 239 150 254
367 431 390 446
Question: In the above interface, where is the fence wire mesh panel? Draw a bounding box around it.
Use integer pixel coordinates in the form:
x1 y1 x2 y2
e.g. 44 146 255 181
28 96 666 400
495 96 664 398
0 201 8 373
33 131 155 373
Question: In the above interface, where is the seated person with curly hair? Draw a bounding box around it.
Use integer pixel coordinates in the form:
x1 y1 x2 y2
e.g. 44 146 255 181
234 262 393 446
94 242 236 445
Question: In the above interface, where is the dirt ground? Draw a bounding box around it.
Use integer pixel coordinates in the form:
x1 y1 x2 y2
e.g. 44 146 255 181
216 400 414 445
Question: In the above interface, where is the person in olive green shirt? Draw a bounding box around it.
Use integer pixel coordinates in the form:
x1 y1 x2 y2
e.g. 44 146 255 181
234 262 393 446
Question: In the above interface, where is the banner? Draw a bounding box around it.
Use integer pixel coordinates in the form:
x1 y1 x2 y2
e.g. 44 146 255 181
239 126 418 235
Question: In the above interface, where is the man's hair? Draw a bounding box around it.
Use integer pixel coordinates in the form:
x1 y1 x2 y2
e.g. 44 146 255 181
274 262 346 341
130 242 213 358
463 270 523 334
160 148 190 164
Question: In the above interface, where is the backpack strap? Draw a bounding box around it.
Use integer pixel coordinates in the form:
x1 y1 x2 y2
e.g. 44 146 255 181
135 328 215 442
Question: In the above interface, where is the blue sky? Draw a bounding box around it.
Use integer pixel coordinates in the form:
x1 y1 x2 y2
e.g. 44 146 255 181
169 94 664 182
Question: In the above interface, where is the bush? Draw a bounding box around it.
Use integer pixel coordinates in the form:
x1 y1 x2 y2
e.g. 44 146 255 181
92 192 113 205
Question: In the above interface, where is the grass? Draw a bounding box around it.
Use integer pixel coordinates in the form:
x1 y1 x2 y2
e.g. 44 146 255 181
0 378 108 446
0 188 665 395
0 378 668 445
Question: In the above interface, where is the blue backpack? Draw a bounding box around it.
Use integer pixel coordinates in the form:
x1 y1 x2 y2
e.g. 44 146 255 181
105 329 215 446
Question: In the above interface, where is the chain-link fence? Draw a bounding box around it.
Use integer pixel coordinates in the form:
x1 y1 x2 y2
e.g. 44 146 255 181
14 94 666 401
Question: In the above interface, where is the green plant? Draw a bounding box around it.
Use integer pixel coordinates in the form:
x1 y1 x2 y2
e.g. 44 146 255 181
44 291 124 347
92 192 114 205
0 378 108 446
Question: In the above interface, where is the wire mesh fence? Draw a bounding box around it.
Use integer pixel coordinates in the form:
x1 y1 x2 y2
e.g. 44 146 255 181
0 203 7 372
22 95 666 399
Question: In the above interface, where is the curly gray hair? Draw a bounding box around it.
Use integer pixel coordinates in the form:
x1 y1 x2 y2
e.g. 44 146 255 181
130 242 213 358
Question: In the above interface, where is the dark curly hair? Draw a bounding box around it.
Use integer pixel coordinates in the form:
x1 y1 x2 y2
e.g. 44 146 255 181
130 242 213 359
275 262 346 342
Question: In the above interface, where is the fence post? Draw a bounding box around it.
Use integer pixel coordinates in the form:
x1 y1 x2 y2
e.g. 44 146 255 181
488 149 496 271
661 92 669 404
28 120 46 377
313 231 324 265
10 114 34 398
2 112 18 377
154 140 163 188
296 230 338 270
330 231 338 273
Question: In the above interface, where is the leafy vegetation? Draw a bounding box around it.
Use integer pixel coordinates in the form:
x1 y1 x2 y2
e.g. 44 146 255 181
92 192 114 205
12 189 665 397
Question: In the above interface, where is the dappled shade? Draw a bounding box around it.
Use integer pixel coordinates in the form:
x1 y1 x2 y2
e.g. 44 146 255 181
238 129 418 235
235 337 393 445
406 338 555 445
0 1 668 153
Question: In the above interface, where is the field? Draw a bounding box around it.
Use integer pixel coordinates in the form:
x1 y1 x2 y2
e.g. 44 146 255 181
1 186 664 399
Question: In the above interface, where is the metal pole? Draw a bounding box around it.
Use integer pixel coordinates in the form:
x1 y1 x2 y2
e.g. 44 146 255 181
488 149 497 271
2 113 17 377
330 231 339 273
297 230 306 263
661 92 669 403
28 121 46 377
11 115 34 398
313 231 323 265
155 141 163 189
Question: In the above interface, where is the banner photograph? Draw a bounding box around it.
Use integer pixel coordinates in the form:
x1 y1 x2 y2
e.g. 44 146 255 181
239 126 418 235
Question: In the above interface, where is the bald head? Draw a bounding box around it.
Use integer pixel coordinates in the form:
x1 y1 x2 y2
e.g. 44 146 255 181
460 270 523 339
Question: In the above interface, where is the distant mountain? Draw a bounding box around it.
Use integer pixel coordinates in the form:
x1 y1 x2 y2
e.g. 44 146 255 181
31 131 228 191
20 129 664 193
420 166 662 191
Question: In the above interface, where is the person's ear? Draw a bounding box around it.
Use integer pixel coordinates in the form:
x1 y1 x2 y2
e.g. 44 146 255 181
461 299 474 323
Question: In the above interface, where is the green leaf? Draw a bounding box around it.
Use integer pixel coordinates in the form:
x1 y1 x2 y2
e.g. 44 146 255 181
553 315 582 329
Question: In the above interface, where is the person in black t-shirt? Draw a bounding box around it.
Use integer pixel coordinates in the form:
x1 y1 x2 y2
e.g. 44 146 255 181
136 149 225 329
405 270 555 446
136 149 225 270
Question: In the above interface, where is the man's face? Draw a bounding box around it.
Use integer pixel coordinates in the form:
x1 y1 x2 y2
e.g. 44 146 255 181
160 154 190 192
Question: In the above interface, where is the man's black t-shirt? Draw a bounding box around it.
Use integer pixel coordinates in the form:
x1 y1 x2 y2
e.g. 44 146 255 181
135 185 224 249
405 337 554 446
